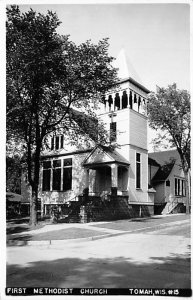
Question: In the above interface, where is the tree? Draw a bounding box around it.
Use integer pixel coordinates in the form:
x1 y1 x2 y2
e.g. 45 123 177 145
6 5 118 226
6 155 21 194
147 83 191 213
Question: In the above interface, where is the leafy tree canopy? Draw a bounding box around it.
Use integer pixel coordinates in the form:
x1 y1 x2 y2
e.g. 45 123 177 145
147 84 190 171
7 5 118 149
6 155 21 194
6 5 118 225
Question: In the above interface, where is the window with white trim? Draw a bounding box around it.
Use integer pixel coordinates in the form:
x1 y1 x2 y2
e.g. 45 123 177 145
175 177 186 196
42 161 51 191
63 158 72 191
110 122 117 142
53 160 61 190
42 158 72 192
51 135 64 150
136 152 141 189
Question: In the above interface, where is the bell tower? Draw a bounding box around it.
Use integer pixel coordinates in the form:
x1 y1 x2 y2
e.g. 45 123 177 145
98 49 150 204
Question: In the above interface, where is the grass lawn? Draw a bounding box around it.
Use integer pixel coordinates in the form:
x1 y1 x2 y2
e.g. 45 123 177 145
7 227 108 241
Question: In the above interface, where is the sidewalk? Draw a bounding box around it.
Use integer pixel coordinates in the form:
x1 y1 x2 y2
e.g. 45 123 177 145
7 213 190 246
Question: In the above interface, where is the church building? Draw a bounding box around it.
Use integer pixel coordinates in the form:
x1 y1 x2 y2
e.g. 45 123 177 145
22 50 155 221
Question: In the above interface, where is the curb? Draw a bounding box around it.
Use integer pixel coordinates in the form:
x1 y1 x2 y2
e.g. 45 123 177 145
7 231 131 246
7 219 190 247
7 233 112 246
7 216 190 247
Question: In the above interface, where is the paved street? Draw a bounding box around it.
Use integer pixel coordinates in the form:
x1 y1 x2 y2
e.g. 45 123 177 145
6 214 191 288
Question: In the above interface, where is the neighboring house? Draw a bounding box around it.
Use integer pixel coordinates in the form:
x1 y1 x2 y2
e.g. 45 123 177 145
6 192 22 218
6 192 31 218
21 50 156 222
148 150 188 214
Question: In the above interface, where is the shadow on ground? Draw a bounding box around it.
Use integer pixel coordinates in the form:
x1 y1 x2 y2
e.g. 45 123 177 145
91 215 190 231
6 252 191 288
7 226 30 235
7 227 108 243
6 218 30 225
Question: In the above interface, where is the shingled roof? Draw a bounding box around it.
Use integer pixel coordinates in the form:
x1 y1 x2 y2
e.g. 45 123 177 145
148 157 160 167
151 163 175 183
148 149 179 166
83 145 130 167
149 150 179 183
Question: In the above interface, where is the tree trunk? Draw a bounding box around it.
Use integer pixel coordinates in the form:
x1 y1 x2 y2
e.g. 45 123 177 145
28 122 42 226
29 186 38 226
184 170 190 214
29 146 41 227
178 151 190 215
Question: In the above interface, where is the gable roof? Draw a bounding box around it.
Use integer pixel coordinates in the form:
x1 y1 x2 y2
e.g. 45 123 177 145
151 163 175 183
148 149 179 166
148 157 160 167
149 150 179 183
83 145 130 167
148 150 180 184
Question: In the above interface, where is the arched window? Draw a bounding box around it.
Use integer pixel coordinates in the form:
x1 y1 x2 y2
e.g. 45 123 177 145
102 96 106 108
122 91 128 109
108 95 113 109
115 93 120 110
129 91 133 109
138 96 141 111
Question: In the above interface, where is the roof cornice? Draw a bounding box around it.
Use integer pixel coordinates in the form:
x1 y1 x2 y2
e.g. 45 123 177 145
117 77 150 94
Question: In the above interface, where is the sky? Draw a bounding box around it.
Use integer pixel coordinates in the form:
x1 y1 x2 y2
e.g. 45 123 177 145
18 2 190 92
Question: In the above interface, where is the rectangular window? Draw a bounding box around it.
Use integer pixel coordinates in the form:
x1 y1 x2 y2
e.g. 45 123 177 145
51 135 64 150
166 180 170 186
63 158 72 166
55 136 59 150
51 137 54 150
175 178 178 195
42 158 72 192
61 135 64 149
63 158 72 191
136 153 141 189
175 177 186 196
110 122 116 142
182 180 186 196
42 161 51 191
178 178 180 196
53 160 61 168
63 168 72 191
52 160 61 190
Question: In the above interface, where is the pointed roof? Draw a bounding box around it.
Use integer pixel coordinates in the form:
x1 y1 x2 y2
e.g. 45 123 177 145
113 49 150 94
83 145 130 168
151 163 175 183
149 150 179 183
148 150 179 166
113 49 142 84
148 157 160 167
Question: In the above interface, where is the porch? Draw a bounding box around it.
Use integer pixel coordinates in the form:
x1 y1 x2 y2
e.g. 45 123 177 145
83 145 130 198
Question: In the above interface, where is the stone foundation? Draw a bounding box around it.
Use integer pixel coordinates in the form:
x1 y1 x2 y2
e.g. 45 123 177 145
80 196 154 223
44 196 154 223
